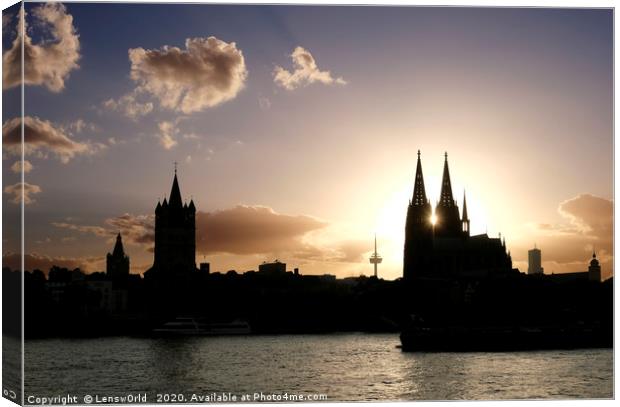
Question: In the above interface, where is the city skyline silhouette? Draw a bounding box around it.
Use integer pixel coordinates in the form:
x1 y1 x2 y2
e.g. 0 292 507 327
2 3 613 282
1 3 613 403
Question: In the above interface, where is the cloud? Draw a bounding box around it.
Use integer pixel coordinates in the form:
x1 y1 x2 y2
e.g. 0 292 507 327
2 12 12 30
104 214 155 246
52 206 327 257
127 36 247 114
197 205 327 255
157 121 178 150
4 182 42 205
274 46 346 90
3 3 80 92
50 206 371 268
67 118 97 133
103 90 154 120
2 116 105 163
558 194 612 239
333 240 371 263
2 252 102 273
525 194 613 279
51 222 108 238
53 213 155 250
10 160 33 173
258 96 271 110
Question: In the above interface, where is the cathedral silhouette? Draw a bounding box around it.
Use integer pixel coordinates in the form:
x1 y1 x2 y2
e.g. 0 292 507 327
144 168 197 280
403 151 513 280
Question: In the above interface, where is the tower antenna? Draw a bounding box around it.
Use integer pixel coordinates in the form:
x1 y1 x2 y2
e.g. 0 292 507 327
369 233 383 278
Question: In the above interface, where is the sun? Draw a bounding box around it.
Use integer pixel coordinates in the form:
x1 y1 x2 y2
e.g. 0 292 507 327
430 214 437 225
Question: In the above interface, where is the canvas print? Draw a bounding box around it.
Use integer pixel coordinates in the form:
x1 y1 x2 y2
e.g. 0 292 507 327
1 1 614 404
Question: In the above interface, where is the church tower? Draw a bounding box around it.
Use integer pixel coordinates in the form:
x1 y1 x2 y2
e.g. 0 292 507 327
403 150 433 281
146 167 196 279
588 251 601 282
106 233 130 280
434 152 462 238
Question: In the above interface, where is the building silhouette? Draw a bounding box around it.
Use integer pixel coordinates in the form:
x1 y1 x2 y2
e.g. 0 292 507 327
403 151 513 280
547 251 603 283
145 168 196 279
528 245 544 275
259 260 286 275
106 233 130 281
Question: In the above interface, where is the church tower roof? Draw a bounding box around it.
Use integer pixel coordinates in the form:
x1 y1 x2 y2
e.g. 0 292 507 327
439 152 456 208
112 233 125 257
412 150 428 206
169 170 183 208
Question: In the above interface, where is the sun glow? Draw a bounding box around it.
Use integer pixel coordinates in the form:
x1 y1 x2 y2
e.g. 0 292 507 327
430 214 437 225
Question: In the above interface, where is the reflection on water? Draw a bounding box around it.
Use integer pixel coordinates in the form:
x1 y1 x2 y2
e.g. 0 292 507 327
24 334 612 401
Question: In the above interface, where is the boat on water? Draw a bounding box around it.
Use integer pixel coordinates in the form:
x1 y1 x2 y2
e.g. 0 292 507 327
399 316 612 352
153 317 251 336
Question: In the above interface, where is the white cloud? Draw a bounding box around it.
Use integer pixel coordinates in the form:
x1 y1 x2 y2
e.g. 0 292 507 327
3 3 80 92
103 90 154 120
258 96 271 110
67 118 97 133
4 182 42 205
274 46 346 90
10 160 33 174
157 121 178 150
2 116 106 163
128 36 247 114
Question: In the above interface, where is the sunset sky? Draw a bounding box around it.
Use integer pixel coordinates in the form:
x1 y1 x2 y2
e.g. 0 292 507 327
2 2 613 280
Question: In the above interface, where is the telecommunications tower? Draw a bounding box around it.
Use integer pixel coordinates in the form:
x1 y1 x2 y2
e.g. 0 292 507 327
369 234 383 278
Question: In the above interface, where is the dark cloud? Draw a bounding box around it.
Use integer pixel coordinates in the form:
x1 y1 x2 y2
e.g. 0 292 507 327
3 3 80 92
104 214 155 246
127 36 247 114
3 116 105 163
274 46 346 90
53 214 154 249
197 205 327 255
52 206 327 257
51 206 370 267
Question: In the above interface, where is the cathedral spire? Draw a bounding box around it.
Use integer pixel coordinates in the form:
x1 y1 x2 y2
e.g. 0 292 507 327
169 170 183 208
461 190 470 236
412 150 428 206
439 152 455 207
462 191 468 220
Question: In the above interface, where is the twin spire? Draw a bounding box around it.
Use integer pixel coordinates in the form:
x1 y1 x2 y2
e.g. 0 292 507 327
439 152 456 208
412 150 429 206
411 151 469 227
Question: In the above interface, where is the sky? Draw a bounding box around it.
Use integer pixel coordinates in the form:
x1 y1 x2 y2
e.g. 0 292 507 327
1 2 613 280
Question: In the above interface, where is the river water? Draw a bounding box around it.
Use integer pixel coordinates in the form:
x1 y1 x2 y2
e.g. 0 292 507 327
20 334 612 402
